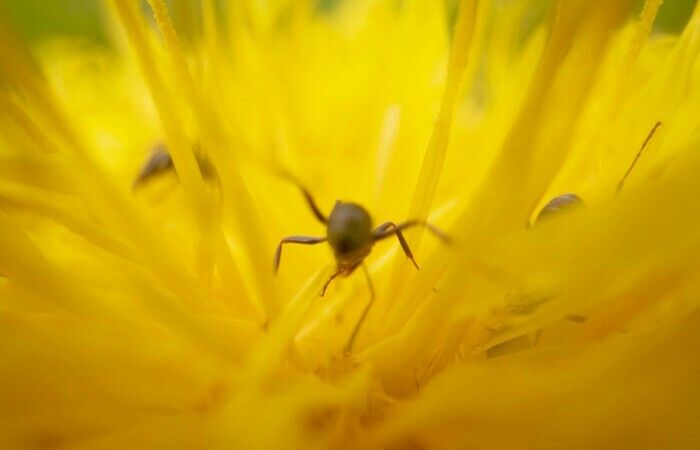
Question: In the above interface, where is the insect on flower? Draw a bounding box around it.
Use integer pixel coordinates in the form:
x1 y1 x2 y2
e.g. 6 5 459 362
133 142 216 189
488 121 663 359
537 121 662 224
273 185 451 353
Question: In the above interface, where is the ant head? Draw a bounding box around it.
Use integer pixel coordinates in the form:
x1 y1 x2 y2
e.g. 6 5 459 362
326 202 373 263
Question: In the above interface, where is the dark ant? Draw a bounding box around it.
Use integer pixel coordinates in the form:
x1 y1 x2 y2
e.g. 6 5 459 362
537 122 663 314
535 193 584 223
488 121 663 358
273 185 451 354
536 121 662 225
133 142 215 189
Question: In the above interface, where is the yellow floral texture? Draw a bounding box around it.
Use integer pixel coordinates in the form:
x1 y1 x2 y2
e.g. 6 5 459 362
0 0 699 448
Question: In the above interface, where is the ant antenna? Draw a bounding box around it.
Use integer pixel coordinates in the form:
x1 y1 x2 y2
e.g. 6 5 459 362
616 121 662 195
275 168 328 224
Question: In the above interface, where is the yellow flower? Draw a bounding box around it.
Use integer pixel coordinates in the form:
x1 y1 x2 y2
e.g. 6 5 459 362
0 0 699 448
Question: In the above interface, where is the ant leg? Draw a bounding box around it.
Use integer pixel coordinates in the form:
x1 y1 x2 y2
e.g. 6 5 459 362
321 268 344 296
371 221 420 270
616 121 662 195
273 236 326 273
378 220 451 243
278 171 328 223
344 263 375 354
299 187 328 224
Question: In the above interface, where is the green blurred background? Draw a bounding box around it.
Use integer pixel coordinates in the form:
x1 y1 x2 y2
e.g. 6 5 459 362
0 0 697 46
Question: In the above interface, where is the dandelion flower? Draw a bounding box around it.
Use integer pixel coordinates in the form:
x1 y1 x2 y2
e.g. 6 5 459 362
0 0 699 448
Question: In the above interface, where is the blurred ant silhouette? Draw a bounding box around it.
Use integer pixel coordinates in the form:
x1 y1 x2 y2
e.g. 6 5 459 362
132 142 215 189
535 121 662 224
487 121 663 359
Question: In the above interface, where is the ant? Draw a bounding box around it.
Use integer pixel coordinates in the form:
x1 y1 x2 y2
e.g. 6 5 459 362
536 121 662 224
273 186 451 354
133 142 215 189
488 121 663 359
